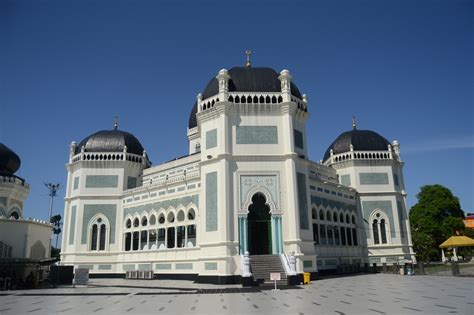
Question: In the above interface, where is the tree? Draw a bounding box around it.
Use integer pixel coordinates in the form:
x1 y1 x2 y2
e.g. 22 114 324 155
409 184 465 261
50 214 62 249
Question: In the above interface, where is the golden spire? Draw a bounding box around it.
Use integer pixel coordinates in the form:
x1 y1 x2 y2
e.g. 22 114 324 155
114 115 118 130
245 49 251 68
352 115 357 130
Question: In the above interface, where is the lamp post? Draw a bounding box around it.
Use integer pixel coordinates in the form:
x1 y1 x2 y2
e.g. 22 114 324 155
45 183 61 221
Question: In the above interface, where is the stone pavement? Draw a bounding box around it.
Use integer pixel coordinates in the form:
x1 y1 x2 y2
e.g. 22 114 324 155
0 274 472 314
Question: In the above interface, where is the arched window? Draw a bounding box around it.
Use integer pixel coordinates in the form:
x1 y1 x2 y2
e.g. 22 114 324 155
319 211 324 221
352 215 356 225
370 211 390 246
125 218 132 229
372 219 380 245
177 210 185 222
149 214 156 225
380 219 387 244
133 218 139 227
90 224 98 250
99 224 106 250
346 214 350 224
167 212 175 223
340 213 344 223
188 209 195 220
333 212 338 222
141 216 148 227
326 211 331 221
89 216 109 251
158 214 165 224
9 211 19 219
312 208 317 220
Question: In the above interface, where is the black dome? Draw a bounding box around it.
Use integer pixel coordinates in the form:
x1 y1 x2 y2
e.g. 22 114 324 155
323 129 390 161
188 67 302 129
0 143 21 175
75 129 145 156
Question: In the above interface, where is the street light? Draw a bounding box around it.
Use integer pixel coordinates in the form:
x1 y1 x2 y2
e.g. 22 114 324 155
45 183 61 221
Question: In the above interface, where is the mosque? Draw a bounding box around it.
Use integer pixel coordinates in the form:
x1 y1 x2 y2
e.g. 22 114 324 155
60 54 416 283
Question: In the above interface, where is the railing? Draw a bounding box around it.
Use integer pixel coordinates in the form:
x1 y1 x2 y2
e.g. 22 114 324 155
71 152 147 164
0 175 28 188
198 92 306 113
124 169 200 195
332 150 393 163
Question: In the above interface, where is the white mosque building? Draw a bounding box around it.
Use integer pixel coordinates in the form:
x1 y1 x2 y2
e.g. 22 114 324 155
0 144 53 261
60 56 415 284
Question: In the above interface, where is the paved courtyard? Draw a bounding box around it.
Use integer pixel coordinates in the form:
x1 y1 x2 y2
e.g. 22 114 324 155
0 274 472 314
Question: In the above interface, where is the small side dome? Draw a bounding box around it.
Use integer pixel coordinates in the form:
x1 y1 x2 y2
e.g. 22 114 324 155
75 129 145 156
323 129 390 161
0 143 21 175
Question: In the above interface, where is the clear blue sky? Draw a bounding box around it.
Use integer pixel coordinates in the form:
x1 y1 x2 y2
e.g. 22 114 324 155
1 0 473 221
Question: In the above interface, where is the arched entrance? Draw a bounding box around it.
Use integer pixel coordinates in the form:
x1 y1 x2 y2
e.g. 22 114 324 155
247 193 272 255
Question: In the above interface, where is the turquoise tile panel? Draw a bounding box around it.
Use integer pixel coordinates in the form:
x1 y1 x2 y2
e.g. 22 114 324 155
73 177 79 190
81 204 117 244
68 206 77 245
85 175 118 188
310 196 356 212
297 173 309 230
155 263 172 270
206 172 218 232
359 173 389 185
206 129 217 149
303 260 313 268
138 264 152 271
236 126 278 144
176 263 193 270
340 174 351 187
98 264 112 270
127 177 137 189
123 264 135 271
294 129 304 149
205 262 218 270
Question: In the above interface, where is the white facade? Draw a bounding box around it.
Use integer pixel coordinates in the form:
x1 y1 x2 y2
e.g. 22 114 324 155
61 65 415 282
0 158 53 260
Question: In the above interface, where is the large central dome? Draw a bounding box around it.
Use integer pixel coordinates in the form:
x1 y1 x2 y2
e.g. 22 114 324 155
189 67 302 129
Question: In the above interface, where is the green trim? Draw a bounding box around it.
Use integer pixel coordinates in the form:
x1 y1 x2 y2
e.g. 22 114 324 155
294 129 304 149
176 263 193 270
155 263 172 270
98 264 112 270
68 206 77 245
206 172 218 232
204 262 217 270
206 129 217 149
85 175 118 188
73 177 79 190
297 173 309 230
359 173 389 185
236 126 278 144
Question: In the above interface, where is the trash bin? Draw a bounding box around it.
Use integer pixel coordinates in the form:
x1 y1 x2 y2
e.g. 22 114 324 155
303 272 311 284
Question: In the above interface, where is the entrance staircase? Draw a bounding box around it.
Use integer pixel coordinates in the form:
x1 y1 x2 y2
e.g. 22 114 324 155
250 255 287 285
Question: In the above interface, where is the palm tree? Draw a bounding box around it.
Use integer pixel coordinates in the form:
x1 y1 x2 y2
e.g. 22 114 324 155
50 214 62 249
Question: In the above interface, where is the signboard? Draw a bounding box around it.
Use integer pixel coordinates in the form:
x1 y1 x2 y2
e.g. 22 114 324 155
74 268 89 286
270 273 281 281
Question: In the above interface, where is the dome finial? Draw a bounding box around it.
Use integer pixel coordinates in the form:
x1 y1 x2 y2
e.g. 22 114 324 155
352 114 357 130
245 49 251 68
113 115 118 130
